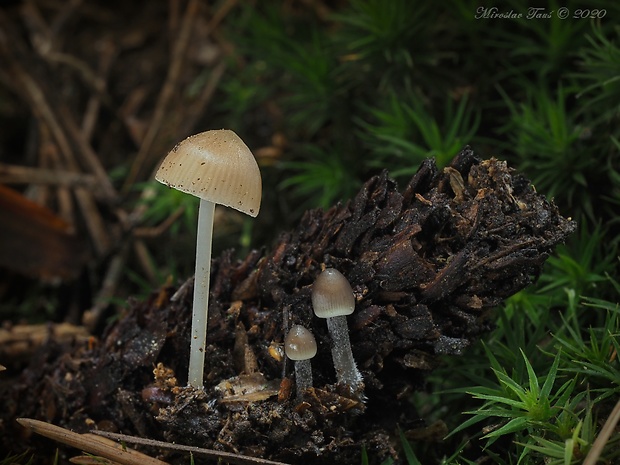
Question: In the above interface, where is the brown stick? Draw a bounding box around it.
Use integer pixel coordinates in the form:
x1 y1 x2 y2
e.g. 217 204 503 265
133 206 186 238
183 60 228 134
0 163 98 191
133 239 158 285
58 104 118 202
0 323 90 361
21 3 118 203
16 419 169 465
83 242 130 331
0 18 111 256
123 0 201 190
206 0 239 30
41 127 77 230
583 398 620 465
82 38 116 142
91 430 292 465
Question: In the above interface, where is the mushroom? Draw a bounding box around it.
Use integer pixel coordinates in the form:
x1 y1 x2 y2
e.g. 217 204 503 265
284 324 317 399
155 130 261 389
312 268 363 392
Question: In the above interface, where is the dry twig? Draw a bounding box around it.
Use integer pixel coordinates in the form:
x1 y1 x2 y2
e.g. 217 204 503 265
583 398 620 465
123 0 201 190
0 323 90 361
0 16 112 256
16 418 169 465
0 163 99 192
91 430 292 465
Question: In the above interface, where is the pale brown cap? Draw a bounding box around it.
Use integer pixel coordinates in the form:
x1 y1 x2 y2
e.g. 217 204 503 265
284 325 317 361
155 130 262 217
312 268 355 318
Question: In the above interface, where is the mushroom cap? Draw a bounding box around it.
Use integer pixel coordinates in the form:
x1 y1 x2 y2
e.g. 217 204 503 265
284 325 317 361
312 268 355 318
155 130 262 217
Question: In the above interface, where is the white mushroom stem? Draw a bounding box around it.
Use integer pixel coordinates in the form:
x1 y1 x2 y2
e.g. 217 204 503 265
187 198 216 389
327 316 362 390
155 130 262 388
294 359 313 399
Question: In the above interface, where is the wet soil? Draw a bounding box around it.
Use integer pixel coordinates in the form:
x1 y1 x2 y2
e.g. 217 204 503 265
1 149 575 464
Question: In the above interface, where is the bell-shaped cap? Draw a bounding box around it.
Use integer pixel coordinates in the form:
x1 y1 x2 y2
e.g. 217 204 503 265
155 130 262 217
285 325 317 361
312 268 355 318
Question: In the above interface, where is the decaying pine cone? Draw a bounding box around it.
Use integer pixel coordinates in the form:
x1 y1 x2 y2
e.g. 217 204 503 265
4 148 575 465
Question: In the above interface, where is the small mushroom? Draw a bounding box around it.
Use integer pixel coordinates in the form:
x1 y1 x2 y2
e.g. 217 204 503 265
312 268 363 392
284 324 317 400
155 130 262 389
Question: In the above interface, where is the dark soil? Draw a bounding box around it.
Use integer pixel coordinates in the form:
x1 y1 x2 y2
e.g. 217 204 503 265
2 149 575 464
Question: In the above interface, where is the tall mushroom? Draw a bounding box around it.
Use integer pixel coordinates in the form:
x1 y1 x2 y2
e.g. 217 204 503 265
155 130 261 389
284 324 317 400
312 268 363 392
